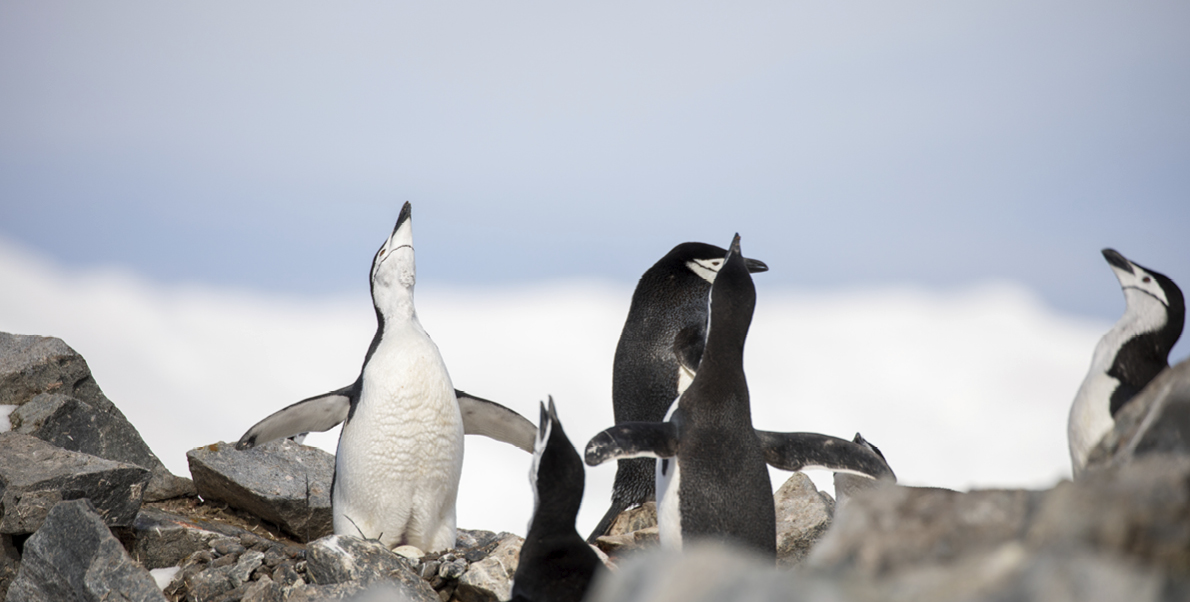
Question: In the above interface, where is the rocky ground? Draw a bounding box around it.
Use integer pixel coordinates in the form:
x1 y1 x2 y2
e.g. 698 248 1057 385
2 330 1189 601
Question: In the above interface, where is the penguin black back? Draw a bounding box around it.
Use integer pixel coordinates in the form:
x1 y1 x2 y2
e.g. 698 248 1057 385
511 399 601 602
671 235 775 556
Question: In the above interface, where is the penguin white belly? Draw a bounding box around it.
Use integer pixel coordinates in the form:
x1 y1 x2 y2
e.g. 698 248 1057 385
333 326 464 551
1068 370 1118 473
655 457 683 549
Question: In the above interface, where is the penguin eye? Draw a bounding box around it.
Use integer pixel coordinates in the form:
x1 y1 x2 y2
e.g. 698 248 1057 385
711 261 721 266
1143 276 1152 283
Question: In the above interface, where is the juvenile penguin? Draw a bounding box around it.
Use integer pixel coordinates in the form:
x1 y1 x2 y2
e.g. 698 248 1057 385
510 398 602 602
591 242 768 542
1068 248 1184 476
331 202 464 551
586 235 777 556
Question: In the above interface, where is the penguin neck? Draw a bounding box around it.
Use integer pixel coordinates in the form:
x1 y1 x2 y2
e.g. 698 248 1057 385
1097 292 1173 371
374 284 418 326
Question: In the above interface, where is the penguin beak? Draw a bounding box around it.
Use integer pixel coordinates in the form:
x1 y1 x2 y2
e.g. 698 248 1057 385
1102 248 1134 275
744 258 768 274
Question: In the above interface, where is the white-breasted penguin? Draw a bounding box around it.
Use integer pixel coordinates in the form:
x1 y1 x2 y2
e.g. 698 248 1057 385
586 235 777 557
321 202 464 551
590 242 768 542
1068 248 1184 476
509 398 602 602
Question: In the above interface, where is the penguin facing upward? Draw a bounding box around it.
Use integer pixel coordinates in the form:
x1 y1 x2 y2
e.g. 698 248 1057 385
510 398 602 602
1069 248 1185 476
591 242 768 542
330 202 465 551
587 235 777 557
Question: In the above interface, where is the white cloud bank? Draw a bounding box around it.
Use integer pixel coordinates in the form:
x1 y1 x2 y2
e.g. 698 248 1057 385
0 238 1107 537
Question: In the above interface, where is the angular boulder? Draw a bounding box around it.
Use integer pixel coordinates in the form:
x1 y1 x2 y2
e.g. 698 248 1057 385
455 532 523 602
4 499 167 602
0 432 149 534
305 535 439 601
773 472 834 567
187 439 334 542
0 332 192 501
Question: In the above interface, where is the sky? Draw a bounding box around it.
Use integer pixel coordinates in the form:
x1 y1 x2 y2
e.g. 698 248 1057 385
1 2 1189 536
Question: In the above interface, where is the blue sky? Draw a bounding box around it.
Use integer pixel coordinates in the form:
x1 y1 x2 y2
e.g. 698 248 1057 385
2 1 1188 322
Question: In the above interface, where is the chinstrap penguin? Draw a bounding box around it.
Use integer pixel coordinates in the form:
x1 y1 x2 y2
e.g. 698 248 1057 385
586 235 778 557
591 242 768 542
316 202 465 551
1068 248 1184 476
509 398 602 602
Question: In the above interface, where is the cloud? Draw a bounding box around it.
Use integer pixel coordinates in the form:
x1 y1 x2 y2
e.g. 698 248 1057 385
0 237 1106 537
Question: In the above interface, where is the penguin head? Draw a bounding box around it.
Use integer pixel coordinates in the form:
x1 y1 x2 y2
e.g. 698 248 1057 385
527 397 585 529
703 234 757 359
663 242 768 284
1102 248 1185 344
370 202 416 313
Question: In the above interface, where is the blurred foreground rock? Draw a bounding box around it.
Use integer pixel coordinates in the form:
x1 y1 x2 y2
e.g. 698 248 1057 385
1089 357 1190 470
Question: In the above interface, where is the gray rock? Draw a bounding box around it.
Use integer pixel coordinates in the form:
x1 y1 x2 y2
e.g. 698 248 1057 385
4 499 167 602
1026 454 1190 571
125 508 227 569
773 472 834 567
187 439 334 542
240 575 284 602
0 536 19 601
0 432 149 534
455 532 523 602
808 484 1040 575
305 534 438 602
585 543 849 602
11 392 193 502
0 333 115 412
1089 358 1190 471
607 501 658 536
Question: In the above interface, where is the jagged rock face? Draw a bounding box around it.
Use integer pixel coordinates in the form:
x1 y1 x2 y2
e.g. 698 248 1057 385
0 332 193 501
1089 357 1190 471
0 432 150 534
5 499 167 602
187 440 334 542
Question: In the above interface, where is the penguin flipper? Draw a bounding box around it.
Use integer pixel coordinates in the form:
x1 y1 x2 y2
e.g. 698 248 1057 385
456 389 537 453
235 383 356 450
756 430 896 481
585 422 679 466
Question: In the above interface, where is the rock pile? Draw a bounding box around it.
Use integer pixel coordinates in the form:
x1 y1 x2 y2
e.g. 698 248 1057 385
3 329 1189 602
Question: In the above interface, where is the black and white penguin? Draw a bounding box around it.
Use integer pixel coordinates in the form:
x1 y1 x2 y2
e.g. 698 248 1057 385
510 398 602 602
1068 248 1184 476
294 202 463 551
586 235 777 556
590 242 768 542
